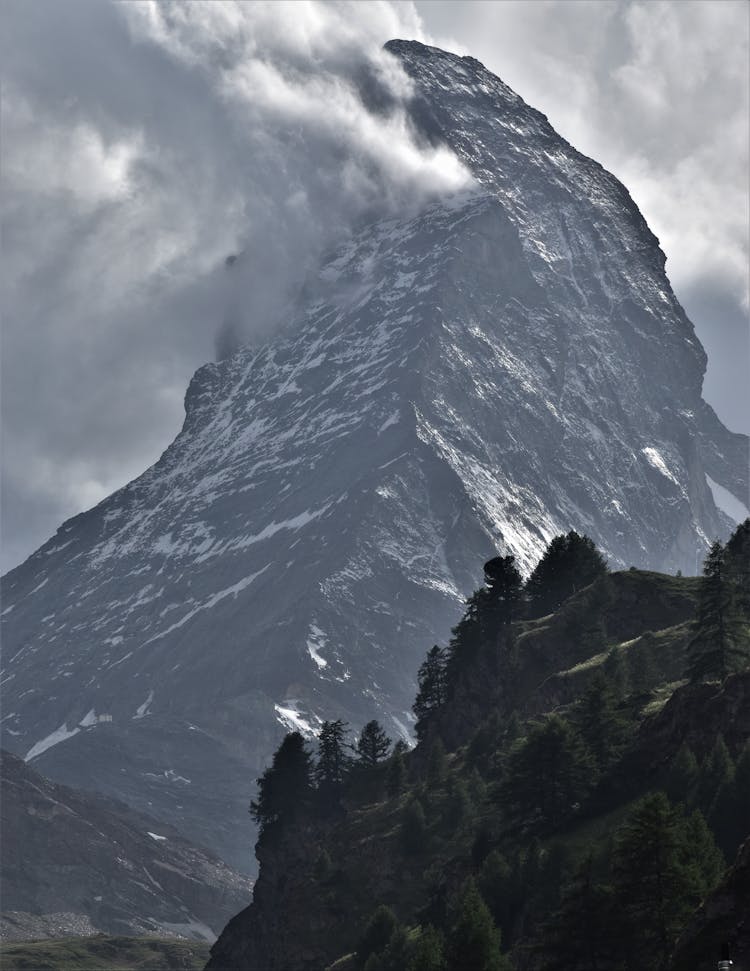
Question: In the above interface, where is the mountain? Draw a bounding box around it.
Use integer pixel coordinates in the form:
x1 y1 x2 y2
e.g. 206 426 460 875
1 40 747 871
204 548 750 971
0 749 251 942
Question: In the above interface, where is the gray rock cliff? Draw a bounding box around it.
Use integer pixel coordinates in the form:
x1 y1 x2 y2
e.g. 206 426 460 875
0 750 250 940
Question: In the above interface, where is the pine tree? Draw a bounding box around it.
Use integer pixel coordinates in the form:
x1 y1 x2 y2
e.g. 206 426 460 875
444 776 473 833
408 925 446 971
611 792 713 970
370 925 410 971
536 855 615 971
629 635 656 697
414 646 448 739
682 809 724 890
479 850 513 944
664 742 699 807
471 822 494 868
387 746 407 797
315 719 351 806
447 877 511 971
525 531 608 618
482 555 523 629
357 720 392 767
444 558 522 689
725 518 750 618
445 591 486 683
467 712 504 768
575 671 628 777
688 540 747 681
520 837 545 920
249 731 313 835
504 715 593 829
504 711 521 746
466 766 487 804
603 645 629 699
695 736 735 817
426 737 448 789
358 905 398 967
400 798 428 855
535 840 574 917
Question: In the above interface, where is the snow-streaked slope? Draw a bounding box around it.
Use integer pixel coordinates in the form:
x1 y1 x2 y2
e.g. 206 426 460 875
1 41 746 871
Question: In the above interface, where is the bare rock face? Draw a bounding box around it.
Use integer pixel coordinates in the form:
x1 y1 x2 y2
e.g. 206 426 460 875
0 750 251 941
637 670 750 768
1 40 747 870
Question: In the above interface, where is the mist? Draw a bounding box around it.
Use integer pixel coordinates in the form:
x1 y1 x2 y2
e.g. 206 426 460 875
1 0 470 571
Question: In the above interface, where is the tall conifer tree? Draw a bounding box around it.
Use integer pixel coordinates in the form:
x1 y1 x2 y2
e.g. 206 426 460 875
447 878 511 971
688 540 747 681
357 720 392 767
250 731 313 834
525 531 607 618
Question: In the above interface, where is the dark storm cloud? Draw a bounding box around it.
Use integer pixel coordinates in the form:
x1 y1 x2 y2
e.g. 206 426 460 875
1 0 747 572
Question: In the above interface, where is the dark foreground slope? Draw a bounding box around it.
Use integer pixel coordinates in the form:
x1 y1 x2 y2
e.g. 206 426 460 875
669 838 750 971
0 751 250 942
207 530 750 971
0 936 210 971
2 39 747 872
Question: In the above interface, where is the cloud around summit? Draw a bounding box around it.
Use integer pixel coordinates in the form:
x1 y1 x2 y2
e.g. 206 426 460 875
1 0 469 571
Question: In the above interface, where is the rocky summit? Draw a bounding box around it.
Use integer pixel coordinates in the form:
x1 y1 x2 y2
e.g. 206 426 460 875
1 40 747 871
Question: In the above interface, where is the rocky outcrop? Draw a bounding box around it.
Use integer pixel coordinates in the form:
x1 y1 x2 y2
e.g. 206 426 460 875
0 750 251 941
2 39 746 871
638 670 750 768
431 569 699 750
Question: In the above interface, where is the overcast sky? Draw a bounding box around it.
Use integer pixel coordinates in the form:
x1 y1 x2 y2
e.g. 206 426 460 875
1 0 748 574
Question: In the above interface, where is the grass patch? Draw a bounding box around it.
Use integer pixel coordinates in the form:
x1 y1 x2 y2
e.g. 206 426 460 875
641 679 687 716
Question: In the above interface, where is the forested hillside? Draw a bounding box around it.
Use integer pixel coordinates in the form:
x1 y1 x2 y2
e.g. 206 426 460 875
207 522 750 971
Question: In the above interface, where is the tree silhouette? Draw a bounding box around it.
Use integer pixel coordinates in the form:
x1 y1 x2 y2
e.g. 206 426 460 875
525 531 608 618
575 672 628 777
688 540 747 681
482 555 523 628
505 715 593 829
447 877 511 971
250 731 312 834
316 719 351 807
357 720 392 767
611 792 718 970
414 646 448 738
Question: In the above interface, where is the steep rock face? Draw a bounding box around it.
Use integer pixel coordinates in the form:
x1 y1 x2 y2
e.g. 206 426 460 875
1 40 746 870
0 750 251 940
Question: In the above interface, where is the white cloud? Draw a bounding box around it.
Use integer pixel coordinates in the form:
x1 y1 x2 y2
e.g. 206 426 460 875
415 0 749 431
1 0 475 571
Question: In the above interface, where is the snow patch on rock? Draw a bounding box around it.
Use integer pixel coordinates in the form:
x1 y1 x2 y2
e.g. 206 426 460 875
25 722 80 761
